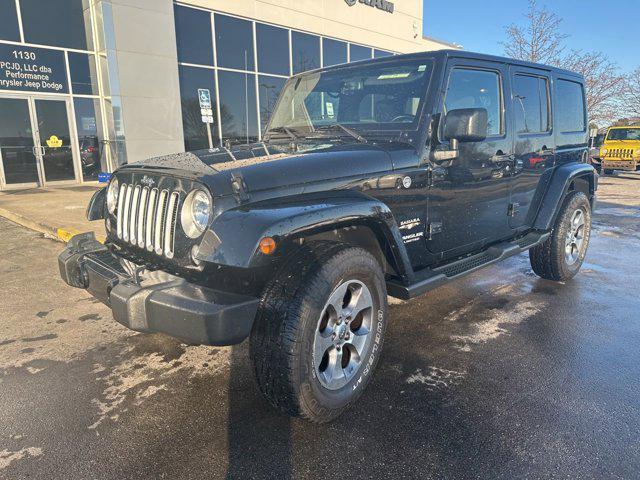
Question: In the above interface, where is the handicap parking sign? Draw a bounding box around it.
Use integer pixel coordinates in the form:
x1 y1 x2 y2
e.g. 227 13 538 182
198 89 212 109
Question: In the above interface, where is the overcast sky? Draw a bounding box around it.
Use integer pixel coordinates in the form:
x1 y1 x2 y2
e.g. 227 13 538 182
423 0 637 73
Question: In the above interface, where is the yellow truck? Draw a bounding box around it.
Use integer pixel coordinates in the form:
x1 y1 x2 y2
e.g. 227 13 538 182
594 126 640 174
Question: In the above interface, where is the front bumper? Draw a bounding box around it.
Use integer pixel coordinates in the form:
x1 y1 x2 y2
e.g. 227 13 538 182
601 159 638 171
58 233 259 346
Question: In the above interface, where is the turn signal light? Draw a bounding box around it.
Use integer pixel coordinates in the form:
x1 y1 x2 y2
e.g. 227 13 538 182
259 237 276 255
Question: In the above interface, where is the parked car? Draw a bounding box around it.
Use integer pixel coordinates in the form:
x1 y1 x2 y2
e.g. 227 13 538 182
596 126 640 174
59 50 596 422
588 132 605 172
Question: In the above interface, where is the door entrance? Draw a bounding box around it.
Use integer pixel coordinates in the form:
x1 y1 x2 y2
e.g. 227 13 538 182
0 95 79 189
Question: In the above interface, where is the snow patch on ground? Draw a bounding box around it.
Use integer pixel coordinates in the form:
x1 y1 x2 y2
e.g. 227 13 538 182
447 284 544 351
406 366 466 390
0 447 43 470
88 346 231 430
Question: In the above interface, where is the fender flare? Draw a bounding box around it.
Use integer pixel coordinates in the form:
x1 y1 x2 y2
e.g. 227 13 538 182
533 163 596 231
86 187 106 221
196 191 413 280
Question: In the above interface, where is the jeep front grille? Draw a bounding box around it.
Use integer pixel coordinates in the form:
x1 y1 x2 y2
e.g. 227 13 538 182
605 148 633 159
115 183 180 258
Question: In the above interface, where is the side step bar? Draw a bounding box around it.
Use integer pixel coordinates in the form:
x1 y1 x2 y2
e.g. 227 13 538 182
386 231 550 300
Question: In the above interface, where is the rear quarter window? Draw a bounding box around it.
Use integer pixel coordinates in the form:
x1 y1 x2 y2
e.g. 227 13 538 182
556 79 585 133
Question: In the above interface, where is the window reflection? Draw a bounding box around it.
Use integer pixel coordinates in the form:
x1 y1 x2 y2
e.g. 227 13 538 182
73 97 105 181
323 38 347 67
256 23 289 75
349 44 372 62
218 70 258 145
215 14 254 71
292 31 320 74
445 69 502 136
258 75 286 133
174 5 214 66
557 80 585 132
20 0 92 50
178 66 219 151
68 52 99 95
0 0 20 41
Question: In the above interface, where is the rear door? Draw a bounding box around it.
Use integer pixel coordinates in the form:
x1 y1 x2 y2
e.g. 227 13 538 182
426 59 513 259
508 66 555 229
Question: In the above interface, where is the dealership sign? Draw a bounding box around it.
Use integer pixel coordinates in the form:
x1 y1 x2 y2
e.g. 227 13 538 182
0 43 68 94
345 0 394 14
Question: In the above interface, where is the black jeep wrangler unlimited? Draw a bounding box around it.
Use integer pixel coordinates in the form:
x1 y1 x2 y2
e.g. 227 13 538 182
59 50 596 422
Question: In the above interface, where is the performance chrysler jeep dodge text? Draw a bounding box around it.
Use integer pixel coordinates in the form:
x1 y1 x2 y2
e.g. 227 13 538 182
59 50 596 422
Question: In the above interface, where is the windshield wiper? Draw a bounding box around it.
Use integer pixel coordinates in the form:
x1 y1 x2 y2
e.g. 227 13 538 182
264 126 301 141
314 124 368 144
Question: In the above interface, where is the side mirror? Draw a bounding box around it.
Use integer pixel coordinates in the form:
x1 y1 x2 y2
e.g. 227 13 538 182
443 108 488 143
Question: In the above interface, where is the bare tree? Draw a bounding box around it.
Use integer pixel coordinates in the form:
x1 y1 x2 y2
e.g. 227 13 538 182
623 67 640 117
502 0 626 124
562 51 627 124
501 0 567 64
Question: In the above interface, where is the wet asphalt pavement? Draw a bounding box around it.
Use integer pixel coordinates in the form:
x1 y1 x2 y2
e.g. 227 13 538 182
1 173 640 479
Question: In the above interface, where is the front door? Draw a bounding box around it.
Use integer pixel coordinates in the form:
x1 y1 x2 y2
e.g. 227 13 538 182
0 95 79 189
426 60 514 260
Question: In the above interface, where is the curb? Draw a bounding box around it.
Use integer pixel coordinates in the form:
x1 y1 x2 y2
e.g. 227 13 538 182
0 207 105 244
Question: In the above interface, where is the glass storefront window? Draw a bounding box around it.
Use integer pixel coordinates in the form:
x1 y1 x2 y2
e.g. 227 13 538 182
256 23 289 76
20 0 92 50
73 97 105 181
349 44 372 62
0 0 20 41
323 38 347 67
218 70 258 145
374 49 393 58
178 65 219 151
258 75 286 133
174 4 213 66
68 52 99 95
292 31 320 74
215 14 254 71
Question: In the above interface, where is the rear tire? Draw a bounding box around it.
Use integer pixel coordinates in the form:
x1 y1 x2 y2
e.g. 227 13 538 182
529 191 591 281
250 241 387 423
604 169 614 175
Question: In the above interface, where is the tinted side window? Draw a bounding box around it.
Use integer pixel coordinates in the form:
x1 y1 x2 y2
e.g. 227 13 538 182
514 75 549 133
0 0 20 41
256 23 289 75
444 68 502 136
174 5 213 66
556 79 585 132
215 14 254 71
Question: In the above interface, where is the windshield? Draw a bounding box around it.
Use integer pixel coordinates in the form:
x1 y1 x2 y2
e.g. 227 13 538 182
606 128 640 141
266 58 433 138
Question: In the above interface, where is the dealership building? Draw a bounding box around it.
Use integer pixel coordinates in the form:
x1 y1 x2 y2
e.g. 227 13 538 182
0 0 455 190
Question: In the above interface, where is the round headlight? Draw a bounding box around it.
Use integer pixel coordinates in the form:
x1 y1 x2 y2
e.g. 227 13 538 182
106 177 119 214
181 189 212 238
600 148 608 155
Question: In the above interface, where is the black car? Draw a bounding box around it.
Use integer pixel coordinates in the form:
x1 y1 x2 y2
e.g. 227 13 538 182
59 50 596 422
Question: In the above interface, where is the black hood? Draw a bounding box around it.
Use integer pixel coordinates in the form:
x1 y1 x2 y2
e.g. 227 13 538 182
122 141 413 196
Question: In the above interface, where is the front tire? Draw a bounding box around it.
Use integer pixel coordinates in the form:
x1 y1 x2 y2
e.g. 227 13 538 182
529 191 591 281
603 169 614 175
250 241 387 423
